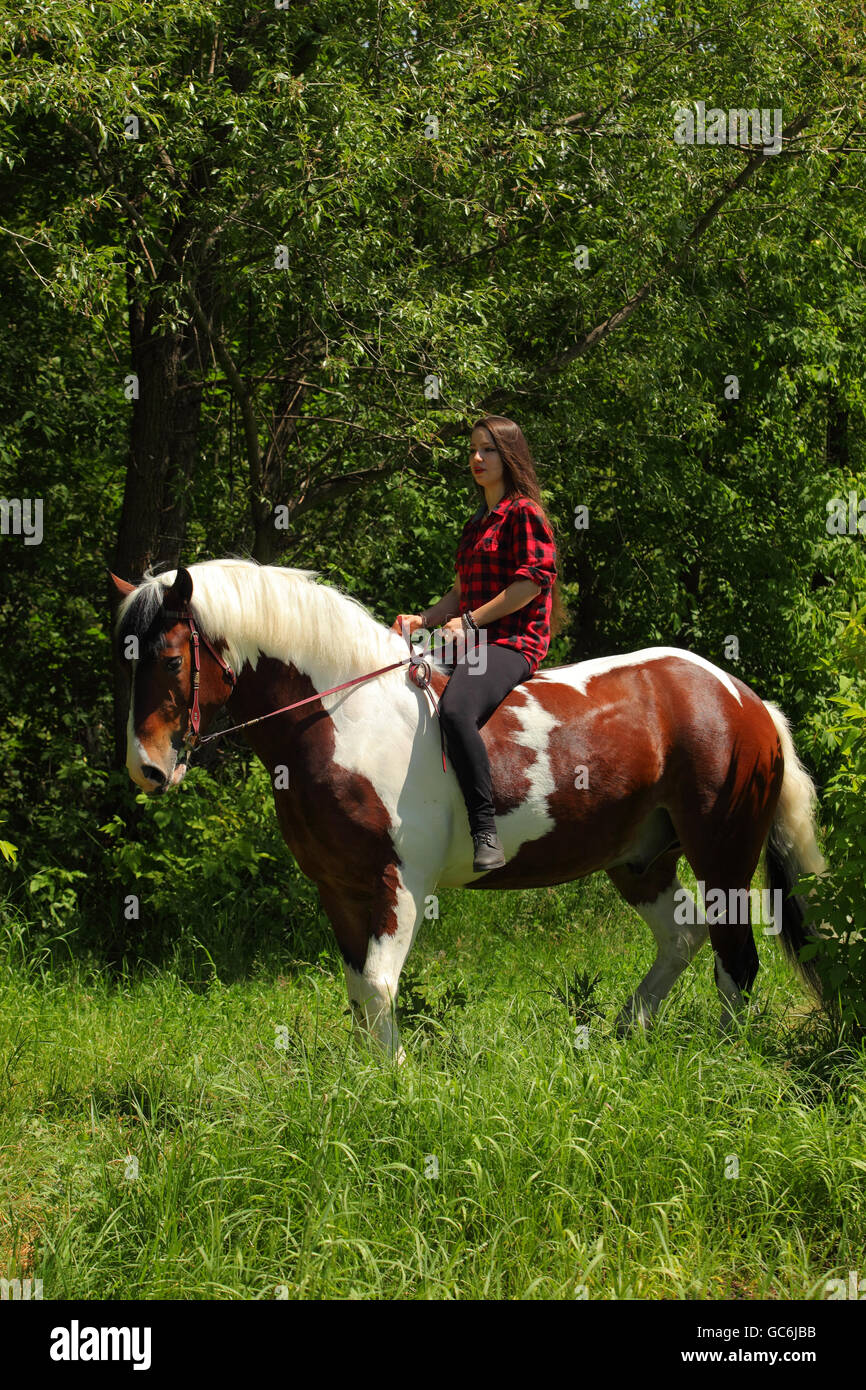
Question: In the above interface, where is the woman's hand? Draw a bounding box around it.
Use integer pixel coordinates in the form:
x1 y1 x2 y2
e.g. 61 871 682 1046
390 613 424 639
433 616 466 653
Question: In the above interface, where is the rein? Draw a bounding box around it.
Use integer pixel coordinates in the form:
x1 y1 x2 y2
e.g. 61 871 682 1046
178 613 446 771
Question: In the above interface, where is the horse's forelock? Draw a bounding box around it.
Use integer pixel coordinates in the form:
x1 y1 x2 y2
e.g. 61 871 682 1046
116 578 173 659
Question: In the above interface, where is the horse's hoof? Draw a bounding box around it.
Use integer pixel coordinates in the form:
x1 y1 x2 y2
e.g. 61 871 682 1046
614 1005 650 1037
717 1012 747 1040
617 995 650 1039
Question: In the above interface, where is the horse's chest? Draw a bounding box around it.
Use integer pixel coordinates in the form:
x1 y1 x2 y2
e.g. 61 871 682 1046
271 761 397 889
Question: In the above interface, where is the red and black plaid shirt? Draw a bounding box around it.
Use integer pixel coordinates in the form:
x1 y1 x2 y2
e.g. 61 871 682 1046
455 494 557 675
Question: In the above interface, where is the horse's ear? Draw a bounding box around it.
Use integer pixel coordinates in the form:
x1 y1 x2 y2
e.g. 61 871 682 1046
163 566 193 611
108 570 136 599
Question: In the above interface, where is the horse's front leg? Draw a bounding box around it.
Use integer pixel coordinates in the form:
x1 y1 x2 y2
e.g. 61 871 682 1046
319 873 429 1065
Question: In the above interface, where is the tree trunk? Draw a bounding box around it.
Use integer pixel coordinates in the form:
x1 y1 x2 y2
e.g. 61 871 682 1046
110 294 203 764
253 507 280 563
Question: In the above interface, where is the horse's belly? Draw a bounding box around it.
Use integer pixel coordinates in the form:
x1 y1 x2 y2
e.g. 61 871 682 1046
435 790 561 888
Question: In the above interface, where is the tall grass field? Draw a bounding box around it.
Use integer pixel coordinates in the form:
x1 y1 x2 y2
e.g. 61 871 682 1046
2 860 864 1301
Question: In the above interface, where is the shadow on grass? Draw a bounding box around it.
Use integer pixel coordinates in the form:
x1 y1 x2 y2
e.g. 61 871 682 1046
0 880 336 991
773 1009 866 1107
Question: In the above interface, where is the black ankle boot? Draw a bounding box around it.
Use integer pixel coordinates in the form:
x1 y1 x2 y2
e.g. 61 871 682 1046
472 829 506 872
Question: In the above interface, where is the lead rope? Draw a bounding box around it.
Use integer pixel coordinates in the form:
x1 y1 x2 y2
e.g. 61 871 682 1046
192 642 447 773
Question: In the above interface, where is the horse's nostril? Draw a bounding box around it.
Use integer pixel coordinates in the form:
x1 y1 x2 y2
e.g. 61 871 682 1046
142 764 166 787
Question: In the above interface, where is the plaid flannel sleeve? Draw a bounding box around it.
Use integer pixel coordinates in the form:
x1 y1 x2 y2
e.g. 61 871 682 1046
509 501 557 592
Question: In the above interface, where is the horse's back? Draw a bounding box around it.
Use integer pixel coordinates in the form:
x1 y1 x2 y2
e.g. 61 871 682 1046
483 645 769 796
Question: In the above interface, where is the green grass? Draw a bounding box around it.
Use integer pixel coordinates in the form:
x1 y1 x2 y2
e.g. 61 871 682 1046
1 870 865 1300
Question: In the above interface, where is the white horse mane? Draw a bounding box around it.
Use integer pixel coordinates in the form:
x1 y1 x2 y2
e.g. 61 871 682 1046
123 558 410 683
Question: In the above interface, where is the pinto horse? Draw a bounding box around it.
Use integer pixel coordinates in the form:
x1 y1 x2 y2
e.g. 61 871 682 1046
111 559 826 1061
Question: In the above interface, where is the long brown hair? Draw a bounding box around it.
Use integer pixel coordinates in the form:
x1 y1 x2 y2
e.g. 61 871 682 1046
471 415 567 636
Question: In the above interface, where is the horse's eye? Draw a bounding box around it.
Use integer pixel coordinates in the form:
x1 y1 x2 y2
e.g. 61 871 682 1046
165 657 183 674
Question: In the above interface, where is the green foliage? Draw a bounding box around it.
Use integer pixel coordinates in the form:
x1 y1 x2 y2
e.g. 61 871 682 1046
539 966 606 1029
803 602 866 1027
398 970 470 1039
99 763 290 920
0 0 863 961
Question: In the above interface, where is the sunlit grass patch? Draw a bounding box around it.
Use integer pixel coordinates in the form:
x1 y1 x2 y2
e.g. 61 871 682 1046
0 881 864 1299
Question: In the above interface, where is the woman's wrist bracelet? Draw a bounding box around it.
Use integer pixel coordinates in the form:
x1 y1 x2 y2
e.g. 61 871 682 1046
461 610 478 633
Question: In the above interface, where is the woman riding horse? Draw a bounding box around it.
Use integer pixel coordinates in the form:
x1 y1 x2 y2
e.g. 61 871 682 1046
393 415 563 872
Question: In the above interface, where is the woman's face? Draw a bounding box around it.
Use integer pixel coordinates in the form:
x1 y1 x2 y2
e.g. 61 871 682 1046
469 428 504 489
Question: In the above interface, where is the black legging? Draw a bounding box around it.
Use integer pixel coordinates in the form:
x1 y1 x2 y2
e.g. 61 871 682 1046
438 642 531 835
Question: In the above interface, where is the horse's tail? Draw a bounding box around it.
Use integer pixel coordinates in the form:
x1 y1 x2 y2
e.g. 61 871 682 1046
762 701 827 997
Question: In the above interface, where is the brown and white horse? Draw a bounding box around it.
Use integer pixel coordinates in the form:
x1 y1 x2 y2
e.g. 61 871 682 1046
111 559 826 1061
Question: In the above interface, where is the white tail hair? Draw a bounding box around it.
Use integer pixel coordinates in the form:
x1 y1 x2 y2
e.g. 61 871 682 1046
763 701 826 877
763 700 827 995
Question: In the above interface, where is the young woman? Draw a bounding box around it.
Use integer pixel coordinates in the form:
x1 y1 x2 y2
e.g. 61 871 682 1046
393 415 562 871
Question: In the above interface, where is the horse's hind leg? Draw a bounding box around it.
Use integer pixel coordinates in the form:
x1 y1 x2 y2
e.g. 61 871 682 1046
607 849 708 1033
699 878 759 1033
674 830 764 1034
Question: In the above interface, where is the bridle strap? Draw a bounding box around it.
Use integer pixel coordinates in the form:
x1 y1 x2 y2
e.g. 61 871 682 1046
169 610 236 747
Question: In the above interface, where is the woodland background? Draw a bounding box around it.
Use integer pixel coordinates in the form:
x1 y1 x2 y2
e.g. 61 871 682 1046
0 0 864 1012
